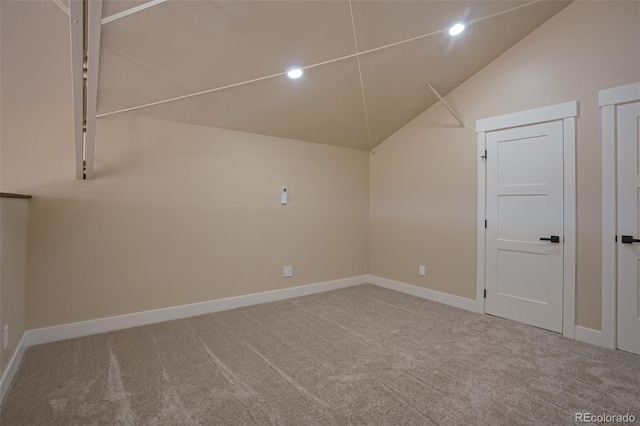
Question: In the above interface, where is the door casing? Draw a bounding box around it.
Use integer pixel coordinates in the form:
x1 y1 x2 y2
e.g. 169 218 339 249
476 101 577 338
600 82 640 349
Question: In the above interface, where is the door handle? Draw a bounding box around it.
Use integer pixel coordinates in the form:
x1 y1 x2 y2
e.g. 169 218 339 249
540 236 560 243
621 235 640 244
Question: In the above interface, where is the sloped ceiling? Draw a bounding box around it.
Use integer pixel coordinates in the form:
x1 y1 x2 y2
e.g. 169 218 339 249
97 0 572 150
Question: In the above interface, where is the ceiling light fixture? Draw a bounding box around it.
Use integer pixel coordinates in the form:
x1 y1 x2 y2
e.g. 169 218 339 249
287 67 304 79
448 23 465 36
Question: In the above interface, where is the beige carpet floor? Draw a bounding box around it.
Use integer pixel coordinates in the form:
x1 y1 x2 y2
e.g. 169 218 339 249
2 284 639 425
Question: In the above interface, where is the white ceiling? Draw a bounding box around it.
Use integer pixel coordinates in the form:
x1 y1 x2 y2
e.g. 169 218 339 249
97 0 572 150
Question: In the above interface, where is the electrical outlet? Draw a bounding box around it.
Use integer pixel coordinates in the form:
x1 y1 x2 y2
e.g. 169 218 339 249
419 265 426 276
3 325 8 349
283 266 293 277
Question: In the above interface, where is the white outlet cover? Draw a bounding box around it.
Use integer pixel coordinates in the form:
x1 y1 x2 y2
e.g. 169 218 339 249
283 266 293 277
419 265 426 276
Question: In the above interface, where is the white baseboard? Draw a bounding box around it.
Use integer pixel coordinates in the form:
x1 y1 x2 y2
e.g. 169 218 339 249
6 275 620 405
26 275 368 347
0 332 27 403
574 325 610 348
367 275 481 313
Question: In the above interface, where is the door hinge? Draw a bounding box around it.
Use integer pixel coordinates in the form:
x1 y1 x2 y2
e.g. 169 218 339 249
483 289 487 298
615 235 617 242
481 150 487 160
484 220 487 229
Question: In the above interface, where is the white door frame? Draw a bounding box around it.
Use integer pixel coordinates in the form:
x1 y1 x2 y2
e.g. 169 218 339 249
476 101 577 338
600 82 640 349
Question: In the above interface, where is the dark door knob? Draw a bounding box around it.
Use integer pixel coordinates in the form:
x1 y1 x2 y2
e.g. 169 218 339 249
540 236 560 243
621 235 640 244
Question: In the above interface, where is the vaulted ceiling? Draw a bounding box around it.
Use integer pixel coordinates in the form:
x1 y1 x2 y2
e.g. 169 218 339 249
95 0 571 151
16 0 571 158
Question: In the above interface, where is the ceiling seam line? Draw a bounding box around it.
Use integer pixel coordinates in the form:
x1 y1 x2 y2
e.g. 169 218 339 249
96 0 542 119
95 52 369 118
97 70 291 118
356 0 540 58
355 58 373 151
348 0 373 151
101 0 167 25
467 0 542 26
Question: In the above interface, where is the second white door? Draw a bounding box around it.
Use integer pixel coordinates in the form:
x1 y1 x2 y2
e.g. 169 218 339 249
486 121 564 333
617 101 640 355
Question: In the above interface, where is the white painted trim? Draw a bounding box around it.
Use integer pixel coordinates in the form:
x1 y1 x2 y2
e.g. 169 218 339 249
101 0 167 25
600 82 640 350
0 332 27 403
601 104 617 349
476 101 577 133
562 117 576 338
476 101 577 337
476 132 487 314
599 82 640 107
574 326 607 348
26 276 367 346
367 275 481 313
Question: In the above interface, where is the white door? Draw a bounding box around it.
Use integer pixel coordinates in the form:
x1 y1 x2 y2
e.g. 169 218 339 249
617 101 640 355
485 121 564 333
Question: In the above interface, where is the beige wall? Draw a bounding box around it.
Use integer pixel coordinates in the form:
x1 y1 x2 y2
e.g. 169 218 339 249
0 198 29 376
3 0 640 333
370 0 640 331
24 118 369 328
1 1 368 329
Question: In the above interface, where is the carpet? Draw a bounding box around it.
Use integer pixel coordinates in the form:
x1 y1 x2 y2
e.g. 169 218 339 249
2 284 639 425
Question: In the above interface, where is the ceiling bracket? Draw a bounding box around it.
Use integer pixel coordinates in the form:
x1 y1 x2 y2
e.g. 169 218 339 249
427 83 465 128
52 0 70 16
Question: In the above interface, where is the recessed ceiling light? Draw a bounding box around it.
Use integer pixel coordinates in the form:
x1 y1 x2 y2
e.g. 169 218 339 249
287 67 304 79
448 23 465 36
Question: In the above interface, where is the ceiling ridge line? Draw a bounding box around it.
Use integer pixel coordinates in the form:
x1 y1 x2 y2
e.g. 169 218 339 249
96 0 542 119
348 0 373 151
